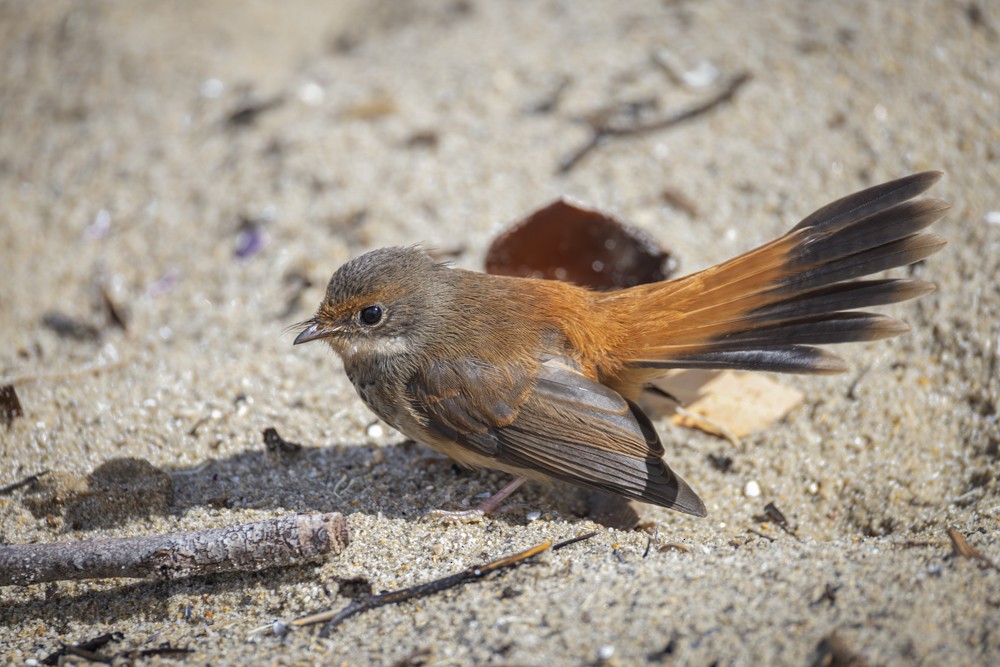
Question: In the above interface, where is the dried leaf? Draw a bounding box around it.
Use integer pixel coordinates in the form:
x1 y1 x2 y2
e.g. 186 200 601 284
947 527 999 570
662 370 803 439
1 384 23 427
485 199 674 290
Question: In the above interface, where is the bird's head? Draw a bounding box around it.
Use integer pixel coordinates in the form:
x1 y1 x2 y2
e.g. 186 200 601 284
293 246 446 362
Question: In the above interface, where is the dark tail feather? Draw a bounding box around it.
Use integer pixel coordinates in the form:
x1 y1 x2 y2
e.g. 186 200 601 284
624 172 948 375
791 170 943 233
749 278 935 321
637 346 849 374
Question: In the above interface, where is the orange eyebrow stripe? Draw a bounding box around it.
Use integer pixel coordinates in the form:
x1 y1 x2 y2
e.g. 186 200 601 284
319 284 406 321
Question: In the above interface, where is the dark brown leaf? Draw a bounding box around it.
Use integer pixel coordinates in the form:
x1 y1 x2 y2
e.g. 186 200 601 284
485 199 674 290
1 384 24 427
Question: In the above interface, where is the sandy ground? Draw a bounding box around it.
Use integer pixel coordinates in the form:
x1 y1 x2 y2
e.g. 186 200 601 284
2 0 999 664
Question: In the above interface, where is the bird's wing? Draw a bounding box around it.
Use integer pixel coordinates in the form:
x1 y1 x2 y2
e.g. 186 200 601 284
407 355 705 515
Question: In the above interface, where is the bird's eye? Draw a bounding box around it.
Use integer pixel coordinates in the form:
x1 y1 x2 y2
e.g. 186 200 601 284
359 305 383 326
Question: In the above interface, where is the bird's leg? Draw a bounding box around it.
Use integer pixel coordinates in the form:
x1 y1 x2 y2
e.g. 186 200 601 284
424 476 527 523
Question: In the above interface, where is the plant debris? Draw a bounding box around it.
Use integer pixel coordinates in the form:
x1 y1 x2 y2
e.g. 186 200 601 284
761 501 799 539
558 72 750 173
226 95 284 128
98 283 129 331
42 632 123 665
41 311 102 342
0 512 348 586
0 469 47 495
40 632 192 665
485 199 674 290
665 369 803 440
523 75 571 114
947 527 999 571
291 532 597 635
263 426 304 455
660 185 699 218
1 384 24 427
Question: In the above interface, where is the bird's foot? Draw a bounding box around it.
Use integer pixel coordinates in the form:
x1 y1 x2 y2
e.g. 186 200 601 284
423 476 527 524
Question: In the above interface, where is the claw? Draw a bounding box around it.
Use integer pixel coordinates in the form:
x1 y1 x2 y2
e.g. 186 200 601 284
421 476 527 524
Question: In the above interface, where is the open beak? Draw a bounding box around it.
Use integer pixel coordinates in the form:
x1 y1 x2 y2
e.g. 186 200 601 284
293 321 338 345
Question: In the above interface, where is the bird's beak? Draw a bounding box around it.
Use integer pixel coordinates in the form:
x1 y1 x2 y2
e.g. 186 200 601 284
293 321 338 345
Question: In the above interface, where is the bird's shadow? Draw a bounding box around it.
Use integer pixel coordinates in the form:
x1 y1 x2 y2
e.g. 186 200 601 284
18 436 586 531
161 437 584 522
2 435 598 624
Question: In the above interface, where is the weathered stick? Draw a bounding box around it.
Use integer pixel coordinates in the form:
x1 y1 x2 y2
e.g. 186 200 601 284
0 513 348 586
292 531 597 633
558 72 751 173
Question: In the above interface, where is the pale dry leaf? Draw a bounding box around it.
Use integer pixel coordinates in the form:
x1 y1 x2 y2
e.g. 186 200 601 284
660 370 804 439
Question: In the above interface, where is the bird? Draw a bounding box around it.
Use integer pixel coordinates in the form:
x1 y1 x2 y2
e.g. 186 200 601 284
293 171 948 520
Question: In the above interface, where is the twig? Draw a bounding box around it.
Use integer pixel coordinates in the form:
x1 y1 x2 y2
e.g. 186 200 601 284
559 72 751 173
62 645 112 664
551 531 599 552
846 364 871 401
42 632 122 665
0 513 348 586
292 532 598 633
643 524 659 558
40 632 192 665
0 469 48 496
1 359 128 386
947 527 999 571
660 186 700 218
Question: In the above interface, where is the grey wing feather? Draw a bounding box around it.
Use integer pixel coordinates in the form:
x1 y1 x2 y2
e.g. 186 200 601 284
414 357 705 516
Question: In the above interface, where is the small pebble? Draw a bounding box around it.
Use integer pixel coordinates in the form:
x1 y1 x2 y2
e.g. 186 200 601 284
743 480 761 498
298 81 324 106
682 60 720 88
200 78 225 98
526 510 541 521
597 645 615 660
367 423 384 439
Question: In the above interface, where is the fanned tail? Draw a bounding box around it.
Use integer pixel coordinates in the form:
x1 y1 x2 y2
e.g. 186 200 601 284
604 172 948 378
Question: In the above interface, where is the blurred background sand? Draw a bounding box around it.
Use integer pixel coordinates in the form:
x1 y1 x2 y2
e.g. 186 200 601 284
1 1 998 664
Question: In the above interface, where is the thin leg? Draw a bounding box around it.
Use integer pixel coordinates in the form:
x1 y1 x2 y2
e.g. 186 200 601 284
425 476 527 523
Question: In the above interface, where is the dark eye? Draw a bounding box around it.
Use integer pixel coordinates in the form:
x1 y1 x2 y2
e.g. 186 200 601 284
359 305 383 326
